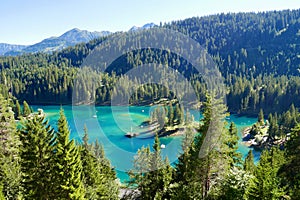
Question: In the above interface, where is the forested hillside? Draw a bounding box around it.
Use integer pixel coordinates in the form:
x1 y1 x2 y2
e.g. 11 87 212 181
2 9 300 200
1 9 300 114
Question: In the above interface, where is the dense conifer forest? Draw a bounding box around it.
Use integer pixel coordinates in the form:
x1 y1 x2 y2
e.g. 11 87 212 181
1 9 300 199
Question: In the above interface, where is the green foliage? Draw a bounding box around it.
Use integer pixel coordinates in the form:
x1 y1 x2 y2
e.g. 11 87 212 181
80 126 119 200
22 100 31 117
0 185 4 200
0 95 21 199
218 167 253 200
53 109 85 199
225 122 242 167
258 109 264 126
128 133 173 199
14 100 21 120
244 148 286 200
282 122 300 199
244 150 256 174
19 115 56 199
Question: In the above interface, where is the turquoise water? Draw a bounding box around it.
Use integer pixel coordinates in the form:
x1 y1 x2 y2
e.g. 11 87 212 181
31 105 259 182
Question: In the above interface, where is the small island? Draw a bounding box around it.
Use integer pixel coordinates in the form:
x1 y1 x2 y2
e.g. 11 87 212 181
242 108 294 149
124 100 197 138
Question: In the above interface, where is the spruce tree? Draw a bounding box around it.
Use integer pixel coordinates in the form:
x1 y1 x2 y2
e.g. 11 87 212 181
245 149 285 200
129 133 172 199
198 93 228 199
168 101 174 126
22 100 31 117
19 115 56 200
258 108 264 126
244 150 256 174
282 123 300 199
14 100 21 120
171 127 201 199
225 122 242 167
0 95 21 199
54 109 85 200
81 126 119 199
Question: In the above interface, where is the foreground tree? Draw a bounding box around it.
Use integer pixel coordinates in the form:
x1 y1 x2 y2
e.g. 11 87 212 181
22 100 31 117
281 123 300 199
53 109 85 199
128 133 172 199
225 122 242 168
19 115 55 200
243 150 256 174
0 95 21 199
81 126 119 199
245 148 286 200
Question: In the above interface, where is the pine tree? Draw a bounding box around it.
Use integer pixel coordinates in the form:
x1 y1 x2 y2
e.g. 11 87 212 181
258 108 264 126
245 149 285 200
0 95 21 199
267 113 279 142
14 100 21 120
198 93 228 199
244 150 256 174
282 123 300 199
225 122 242 167
22 100 31 117
19 115 56 200
171 127 201 199
218 166 253 200
129 133 172 199
54 108 85 200
168 101 174 126
81 126 119 199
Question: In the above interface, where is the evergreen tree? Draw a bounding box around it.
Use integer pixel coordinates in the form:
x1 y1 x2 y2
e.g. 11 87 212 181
81 126 119 199
267 113 279 142
171 127 201 199
245 149 286 200
0 95 21 199
282 123 300 199
0 185 4 200
225 122 242 167
171 93 228 199
198 93 228 199
258 108 264 126
19 115 56 200
22 100 31 117
244 150 256 174
168 101 174 126
129 133 172 199
14 100 21 120
218 166 253 200
54 109 85 199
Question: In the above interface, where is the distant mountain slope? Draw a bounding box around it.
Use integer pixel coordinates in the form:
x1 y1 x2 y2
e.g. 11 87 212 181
129 23 156 31
0 43 27 56
4 28 111 56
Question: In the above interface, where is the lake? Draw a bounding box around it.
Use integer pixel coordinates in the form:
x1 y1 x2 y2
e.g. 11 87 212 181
31 105 259 182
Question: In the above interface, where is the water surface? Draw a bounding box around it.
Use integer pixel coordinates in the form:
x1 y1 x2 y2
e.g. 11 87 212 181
31 105 259 182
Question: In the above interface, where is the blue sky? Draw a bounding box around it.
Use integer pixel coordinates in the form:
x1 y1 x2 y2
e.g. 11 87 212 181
1 0 300 45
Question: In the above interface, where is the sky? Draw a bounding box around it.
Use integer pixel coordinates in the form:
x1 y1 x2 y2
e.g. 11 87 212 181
1 0 300 45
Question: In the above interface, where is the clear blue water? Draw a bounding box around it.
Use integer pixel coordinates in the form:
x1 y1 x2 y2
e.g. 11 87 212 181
31 105 259 182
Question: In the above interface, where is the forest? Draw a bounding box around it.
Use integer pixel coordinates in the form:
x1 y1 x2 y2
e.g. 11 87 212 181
1 8 300 199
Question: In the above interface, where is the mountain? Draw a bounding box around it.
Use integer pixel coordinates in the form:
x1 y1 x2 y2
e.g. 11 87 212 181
129 23 156 31
4 28 111 56
0 43 27 56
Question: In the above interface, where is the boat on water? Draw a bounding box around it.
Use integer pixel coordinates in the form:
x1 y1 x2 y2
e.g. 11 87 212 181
92 115 97 118
160 144 166 149
125 127 139 138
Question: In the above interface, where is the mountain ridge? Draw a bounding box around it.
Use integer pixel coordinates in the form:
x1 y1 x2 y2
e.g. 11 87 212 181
3 28 111 56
